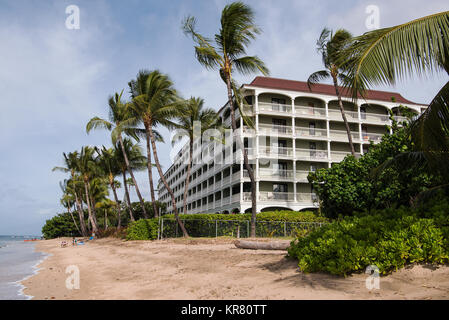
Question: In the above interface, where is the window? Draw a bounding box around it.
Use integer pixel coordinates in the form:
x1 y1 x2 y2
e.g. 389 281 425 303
360 106 366 120
274 162 288 177
309 122 316 136
272 118 287 133
271 98 286 112
308 102 315 115
273 183 288 192
310 164 317 172
309 142 317 158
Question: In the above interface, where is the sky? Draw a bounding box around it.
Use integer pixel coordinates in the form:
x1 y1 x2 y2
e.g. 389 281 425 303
0 0 448 235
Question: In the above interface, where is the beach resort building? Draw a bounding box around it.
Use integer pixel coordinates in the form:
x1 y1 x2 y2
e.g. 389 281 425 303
157 76 427 214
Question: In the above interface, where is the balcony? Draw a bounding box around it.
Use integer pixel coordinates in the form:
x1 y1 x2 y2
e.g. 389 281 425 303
259 146 294 158
259 168 294 180
296 148 328 161
296 170 314 181
361 132 383 143
259 124 293 136
295 126 328 139
328 109 359 122
294 105 326 118
259 102 292 114
297 192 318 203
361 112 390 123
331 151 361 161
259 192 295 202
329 129 360 142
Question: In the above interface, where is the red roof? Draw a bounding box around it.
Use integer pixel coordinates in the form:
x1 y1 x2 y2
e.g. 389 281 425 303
245 76 424 106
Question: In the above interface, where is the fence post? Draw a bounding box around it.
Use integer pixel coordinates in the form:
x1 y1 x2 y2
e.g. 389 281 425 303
247 220 250 238
215 220 218 238
284 222 287 237
161 218 164 240
176 220 178 237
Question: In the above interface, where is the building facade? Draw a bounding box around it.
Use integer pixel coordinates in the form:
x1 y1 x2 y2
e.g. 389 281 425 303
158 77 426 214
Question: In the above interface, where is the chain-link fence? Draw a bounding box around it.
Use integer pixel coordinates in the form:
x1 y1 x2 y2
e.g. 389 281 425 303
158 218 326 239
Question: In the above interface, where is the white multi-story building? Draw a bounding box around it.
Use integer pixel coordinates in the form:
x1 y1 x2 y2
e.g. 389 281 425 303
158 76 426 214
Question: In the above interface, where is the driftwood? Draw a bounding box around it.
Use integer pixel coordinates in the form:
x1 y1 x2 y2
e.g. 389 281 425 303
234 240 290 250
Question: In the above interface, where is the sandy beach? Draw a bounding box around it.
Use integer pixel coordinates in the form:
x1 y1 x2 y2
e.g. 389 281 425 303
22 237 449 300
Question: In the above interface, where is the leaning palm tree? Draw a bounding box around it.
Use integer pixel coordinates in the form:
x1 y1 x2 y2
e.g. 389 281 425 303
53 151 88 236
59 180 81 235
182 1 269 237
96 146 124 229
307 28 356 156
76 146 100 233
114 138 147 221
173 97 220 215
86 91 149 218
128 74 167 219
128 69 189 237
340 11 449 179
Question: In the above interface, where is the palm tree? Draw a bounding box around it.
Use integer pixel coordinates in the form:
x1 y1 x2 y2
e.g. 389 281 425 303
59 180 81 235
182 1 269 237
174 97 219 215
127 75 168 219
340 11 449 180
53 151 88 236
307 28 356 156
76 146 100 233
96 146 124 229
114 138 147 221
86 91 149 218
128 69 189 237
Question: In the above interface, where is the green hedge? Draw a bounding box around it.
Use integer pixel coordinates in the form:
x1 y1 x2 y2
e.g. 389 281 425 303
126 218 159 240
287 206 449 276
126 211 328 240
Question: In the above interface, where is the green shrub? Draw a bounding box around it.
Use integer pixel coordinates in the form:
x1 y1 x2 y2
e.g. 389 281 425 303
160 211 328 238
287 206 449 276
42 212 80 239
126 218 159 240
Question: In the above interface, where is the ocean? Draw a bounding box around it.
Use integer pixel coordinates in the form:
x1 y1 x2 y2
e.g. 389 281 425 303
0 235 48 300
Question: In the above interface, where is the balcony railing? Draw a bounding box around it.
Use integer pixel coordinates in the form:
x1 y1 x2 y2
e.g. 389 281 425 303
297 192 318 202
259 192 295 201
259 168 294 179
259 124 293 135
259 146 294 157
295 126 327 138
296 170 314 180
259 102 292 113
294 105 326 117
331 151 361 161
361 133 383 142
328 109 359 121
329 130 360 141
296 148 328 160
360 112 390 123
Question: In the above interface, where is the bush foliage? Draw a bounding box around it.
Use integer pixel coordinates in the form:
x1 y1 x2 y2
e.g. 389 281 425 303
308 125 444 218
287 203 449 276
126 218 159 240
126 211 328 240
42 212 81 239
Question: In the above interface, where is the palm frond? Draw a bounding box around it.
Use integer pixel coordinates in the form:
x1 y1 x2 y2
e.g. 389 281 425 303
233 55 269 76
307 70 330 90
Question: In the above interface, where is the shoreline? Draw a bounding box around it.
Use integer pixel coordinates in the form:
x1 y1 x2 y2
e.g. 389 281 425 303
17 247 51 300
21 237 449 300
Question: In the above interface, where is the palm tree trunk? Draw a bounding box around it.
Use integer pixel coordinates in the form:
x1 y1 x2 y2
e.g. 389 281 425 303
110 178 122 229
83 179 99 233
122 170 135 221
68 206 81 235
145 130 158 218
73 189 88 236
225 75 257 238
104 210 108 230
118 134 148 217
148 125 189 237
183 139 194 215
332 74 356 156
